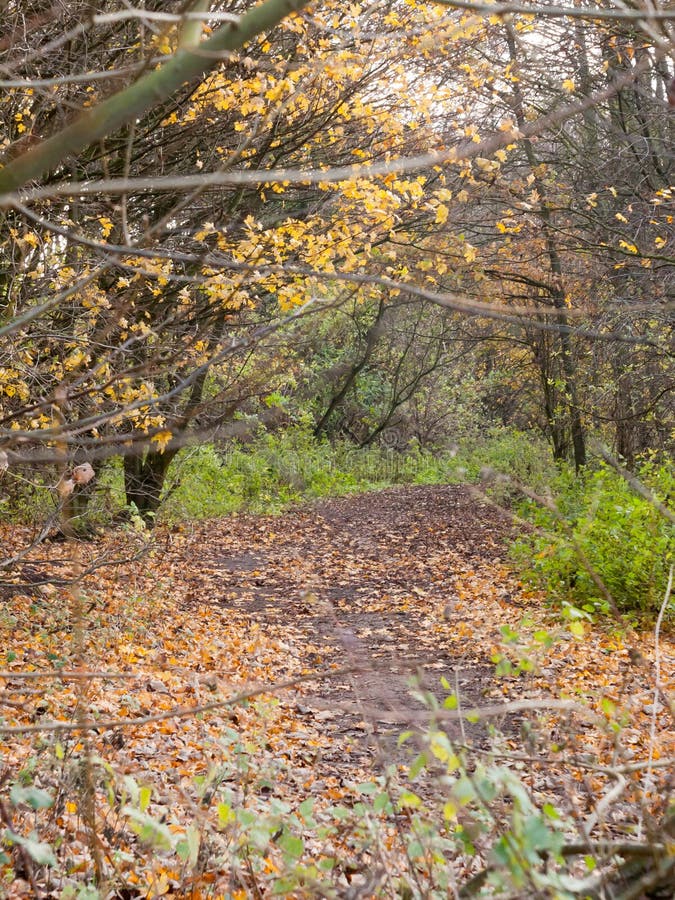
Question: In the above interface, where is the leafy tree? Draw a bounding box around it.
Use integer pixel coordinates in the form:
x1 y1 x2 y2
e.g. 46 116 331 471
0 0 672 522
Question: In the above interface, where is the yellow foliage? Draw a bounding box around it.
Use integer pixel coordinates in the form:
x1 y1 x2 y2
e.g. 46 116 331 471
151 431 173 453
618 240 638 255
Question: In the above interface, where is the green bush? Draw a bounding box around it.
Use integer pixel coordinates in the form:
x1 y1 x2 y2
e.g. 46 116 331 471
163 428 359 519
0 466 56 524
512 460 674 616
455 428 559 498
158 425 568 521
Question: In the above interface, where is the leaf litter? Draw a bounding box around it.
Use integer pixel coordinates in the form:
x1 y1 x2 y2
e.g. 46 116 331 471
0 485 672 897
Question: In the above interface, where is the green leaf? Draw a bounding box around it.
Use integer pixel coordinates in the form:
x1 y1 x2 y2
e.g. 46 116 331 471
122 807 173 851
6 831 57 867
397 791 422 809
407 840 424 858
452 776 476 805
443 693 458 710
500 624 519 643
10 785 54 810
408 752 427 779
569 621 585 638
298 798 314 819
355 781 378 795
177 825 200 868
522 815 553 850
278 831 304 860
373 792 391 812
443 801 457 820
218 802 235 827
139 785 151 813
329 805 351 820
236 808 256 827
75 888 100 900
495 658 513 676
272 877 297 894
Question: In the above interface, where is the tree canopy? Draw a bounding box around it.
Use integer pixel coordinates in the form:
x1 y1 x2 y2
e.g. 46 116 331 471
0 0 672 513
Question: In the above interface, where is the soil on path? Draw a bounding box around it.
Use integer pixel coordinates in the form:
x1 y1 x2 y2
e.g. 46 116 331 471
175 485 526 772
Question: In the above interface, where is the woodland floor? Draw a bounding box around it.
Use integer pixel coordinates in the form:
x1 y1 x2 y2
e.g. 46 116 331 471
1 485 673 897
180 485 522 766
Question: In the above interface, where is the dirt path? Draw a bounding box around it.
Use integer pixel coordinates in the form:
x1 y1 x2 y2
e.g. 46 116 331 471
176 485 526 773
3 484 672 897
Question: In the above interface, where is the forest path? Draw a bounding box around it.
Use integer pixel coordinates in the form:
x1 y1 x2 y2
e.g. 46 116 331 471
176 485 532 774
3 485 672 898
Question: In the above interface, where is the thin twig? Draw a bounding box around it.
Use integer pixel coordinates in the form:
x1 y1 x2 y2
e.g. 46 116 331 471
0 666 363 735
639 562 674 839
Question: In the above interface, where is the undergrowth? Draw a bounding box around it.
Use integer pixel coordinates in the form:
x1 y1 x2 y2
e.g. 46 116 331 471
2 663 671 899
511 458 674 617
164 429 673 618
162 425 557 519
2 425 671 619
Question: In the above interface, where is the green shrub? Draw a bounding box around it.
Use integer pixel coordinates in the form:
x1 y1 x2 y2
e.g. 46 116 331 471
158 425 566 521
160 423 478 520
0 466 56 524
163 427 363 519
455 428 559 498
512 460 674 616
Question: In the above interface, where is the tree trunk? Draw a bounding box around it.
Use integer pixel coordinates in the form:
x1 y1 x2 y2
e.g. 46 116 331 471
314 298 386 437
123 449 177 525
505 24 586 471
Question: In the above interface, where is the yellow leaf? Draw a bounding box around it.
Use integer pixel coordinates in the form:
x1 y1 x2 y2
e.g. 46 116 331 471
618 240 638 254
195 223 216 241
151 431 173 453
435 204 449 225
98 217 114 238
64 349 87 371
443 801 458 821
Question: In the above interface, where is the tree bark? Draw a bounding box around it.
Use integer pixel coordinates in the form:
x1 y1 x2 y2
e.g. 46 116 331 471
123 449 178 523
505 23 586 470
